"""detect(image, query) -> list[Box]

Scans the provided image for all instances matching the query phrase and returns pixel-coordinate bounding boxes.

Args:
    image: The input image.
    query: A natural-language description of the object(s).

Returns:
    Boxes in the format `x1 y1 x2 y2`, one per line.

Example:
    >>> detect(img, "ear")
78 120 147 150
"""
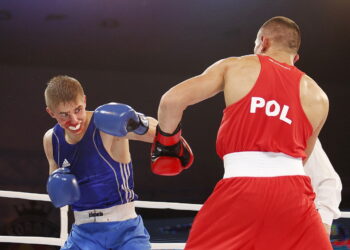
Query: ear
293 54 300 63
260 36 270 53
46 107 56 118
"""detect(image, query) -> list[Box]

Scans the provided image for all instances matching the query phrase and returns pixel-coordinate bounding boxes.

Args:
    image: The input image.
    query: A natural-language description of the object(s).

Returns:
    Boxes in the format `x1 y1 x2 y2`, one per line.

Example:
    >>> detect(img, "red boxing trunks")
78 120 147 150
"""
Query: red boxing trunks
185 152 332 250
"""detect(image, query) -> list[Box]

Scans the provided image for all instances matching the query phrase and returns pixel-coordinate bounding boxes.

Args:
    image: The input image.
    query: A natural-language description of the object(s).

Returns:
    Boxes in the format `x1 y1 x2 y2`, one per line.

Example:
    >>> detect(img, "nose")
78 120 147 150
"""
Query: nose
70 114 79 124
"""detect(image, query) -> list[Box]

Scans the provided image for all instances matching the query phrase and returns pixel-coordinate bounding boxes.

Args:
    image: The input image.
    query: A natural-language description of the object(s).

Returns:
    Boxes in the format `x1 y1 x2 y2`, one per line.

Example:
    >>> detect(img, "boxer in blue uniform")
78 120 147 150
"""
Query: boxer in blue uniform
43 75 157 250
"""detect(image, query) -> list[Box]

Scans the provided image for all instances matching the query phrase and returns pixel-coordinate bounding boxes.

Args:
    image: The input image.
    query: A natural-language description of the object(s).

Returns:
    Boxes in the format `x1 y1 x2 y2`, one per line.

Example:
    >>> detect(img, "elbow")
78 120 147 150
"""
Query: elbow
159 91 186 114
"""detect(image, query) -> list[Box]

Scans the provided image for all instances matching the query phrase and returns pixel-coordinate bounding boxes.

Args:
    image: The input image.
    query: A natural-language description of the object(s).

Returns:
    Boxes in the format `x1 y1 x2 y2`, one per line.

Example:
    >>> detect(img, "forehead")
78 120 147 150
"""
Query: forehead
52 97 85 113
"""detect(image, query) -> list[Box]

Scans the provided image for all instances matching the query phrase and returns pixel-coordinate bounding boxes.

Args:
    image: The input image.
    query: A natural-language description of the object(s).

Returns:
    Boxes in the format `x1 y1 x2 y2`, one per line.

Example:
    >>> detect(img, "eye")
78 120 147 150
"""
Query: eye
75 107 82 114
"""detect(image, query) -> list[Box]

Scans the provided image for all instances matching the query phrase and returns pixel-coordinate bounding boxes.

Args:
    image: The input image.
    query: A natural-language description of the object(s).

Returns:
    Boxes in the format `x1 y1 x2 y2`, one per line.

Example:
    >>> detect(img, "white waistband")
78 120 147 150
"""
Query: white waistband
74 202 137 225
223 152 305 178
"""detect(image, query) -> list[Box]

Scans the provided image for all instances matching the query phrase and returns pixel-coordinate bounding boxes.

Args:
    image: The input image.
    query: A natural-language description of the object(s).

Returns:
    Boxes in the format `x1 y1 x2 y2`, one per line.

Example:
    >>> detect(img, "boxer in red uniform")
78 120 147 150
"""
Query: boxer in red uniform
152 16 332 249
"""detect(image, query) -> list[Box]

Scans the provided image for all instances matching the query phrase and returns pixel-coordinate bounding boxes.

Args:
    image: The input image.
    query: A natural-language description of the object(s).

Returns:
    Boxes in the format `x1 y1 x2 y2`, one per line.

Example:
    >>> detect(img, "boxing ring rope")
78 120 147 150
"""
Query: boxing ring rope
0 190 348 249
0 190 202 249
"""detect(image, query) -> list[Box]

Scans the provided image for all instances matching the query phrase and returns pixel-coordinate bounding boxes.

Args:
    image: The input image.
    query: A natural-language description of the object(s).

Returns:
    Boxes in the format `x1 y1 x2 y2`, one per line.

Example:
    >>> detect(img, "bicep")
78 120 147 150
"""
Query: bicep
301 77 329 161
304 109 328 162
163 60 226 108
43 131 58 174
48 159 59 174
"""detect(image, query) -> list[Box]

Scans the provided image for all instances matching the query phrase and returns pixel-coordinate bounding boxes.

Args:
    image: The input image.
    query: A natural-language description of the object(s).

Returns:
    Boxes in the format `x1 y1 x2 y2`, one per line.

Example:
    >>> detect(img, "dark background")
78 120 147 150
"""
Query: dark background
0 0 349 244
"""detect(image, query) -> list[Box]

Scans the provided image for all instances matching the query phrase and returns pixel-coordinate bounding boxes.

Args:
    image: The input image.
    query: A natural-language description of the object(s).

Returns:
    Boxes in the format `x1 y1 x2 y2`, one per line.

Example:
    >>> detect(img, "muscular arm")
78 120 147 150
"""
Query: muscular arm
158 59 229 133
300 75 329 161
43 129 59 174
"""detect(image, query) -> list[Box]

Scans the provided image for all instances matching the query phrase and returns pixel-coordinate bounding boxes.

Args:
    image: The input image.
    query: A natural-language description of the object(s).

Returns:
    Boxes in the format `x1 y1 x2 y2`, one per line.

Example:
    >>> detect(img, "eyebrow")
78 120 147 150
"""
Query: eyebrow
57 105 83 115
74 106 83 112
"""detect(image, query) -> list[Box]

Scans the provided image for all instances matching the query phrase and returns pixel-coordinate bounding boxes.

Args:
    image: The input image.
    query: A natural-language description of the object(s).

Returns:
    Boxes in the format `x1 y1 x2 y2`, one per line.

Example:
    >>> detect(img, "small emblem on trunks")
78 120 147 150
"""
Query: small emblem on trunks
89 211 104 218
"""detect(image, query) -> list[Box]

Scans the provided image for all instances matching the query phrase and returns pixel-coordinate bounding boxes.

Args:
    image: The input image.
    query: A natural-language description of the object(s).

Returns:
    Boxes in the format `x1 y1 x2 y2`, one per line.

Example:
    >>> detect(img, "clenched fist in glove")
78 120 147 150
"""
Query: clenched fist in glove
151 124 194 176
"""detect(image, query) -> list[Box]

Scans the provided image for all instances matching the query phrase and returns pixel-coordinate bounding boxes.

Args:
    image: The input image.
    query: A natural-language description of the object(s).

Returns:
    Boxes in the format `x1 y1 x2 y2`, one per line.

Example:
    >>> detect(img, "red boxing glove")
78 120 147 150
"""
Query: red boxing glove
151 125 194 176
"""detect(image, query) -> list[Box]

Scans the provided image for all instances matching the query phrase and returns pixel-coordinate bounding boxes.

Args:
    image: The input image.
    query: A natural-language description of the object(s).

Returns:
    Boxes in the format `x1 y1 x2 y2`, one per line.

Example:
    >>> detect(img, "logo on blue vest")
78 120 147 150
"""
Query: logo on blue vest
62 159 71 168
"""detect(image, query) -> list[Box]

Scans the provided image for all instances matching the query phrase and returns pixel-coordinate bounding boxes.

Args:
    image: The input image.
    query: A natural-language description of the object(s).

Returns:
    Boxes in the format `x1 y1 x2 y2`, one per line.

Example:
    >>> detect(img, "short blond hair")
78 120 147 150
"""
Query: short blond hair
45 75 84 109
260 16 301 53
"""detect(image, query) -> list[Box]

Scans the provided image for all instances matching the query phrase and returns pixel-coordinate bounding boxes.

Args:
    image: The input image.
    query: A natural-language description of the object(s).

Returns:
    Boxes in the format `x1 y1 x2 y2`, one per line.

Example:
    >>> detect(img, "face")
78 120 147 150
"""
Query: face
47 96 87 135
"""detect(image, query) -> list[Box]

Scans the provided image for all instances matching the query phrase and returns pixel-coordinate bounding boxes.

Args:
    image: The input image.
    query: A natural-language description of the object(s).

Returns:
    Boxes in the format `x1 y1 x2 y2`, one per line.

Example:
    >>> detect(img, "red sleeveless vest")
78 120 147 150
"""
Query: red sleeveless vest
216 55 313 159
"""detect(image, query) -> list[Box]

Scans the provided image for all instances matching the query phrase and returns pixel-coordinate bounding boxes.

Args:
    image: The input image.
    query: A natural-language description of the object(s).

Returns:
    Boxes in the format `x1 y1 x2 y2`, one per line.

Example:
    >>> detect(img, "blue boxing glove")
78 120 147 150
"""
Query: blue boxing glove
94 102 149 137
47 167 80 208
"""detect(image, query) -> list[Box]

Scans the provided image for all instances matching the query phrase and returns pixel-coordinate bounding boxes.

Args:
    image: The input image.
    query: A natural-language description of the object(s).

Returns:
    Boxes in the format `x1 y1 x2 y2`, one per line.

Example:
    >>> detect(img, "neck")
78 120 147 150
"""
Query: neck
262 50 296 66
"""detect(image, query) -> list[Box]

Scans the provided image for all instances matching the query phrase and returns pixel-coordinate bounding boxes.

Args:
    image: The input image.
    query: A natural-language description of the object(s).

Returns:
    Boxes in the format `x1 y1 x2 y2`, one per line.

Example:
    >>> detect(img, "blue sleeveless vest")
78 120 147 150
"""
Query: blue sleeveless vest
51 114 137 211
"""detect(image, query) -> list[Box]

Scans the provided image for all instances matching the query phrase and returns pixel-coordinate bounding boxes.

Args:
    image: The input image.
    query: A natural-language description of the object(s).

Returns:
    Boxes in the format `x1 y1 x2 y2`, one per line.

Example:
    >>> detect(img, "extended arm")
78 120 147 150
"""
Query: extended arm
94 102 156 142
151 59 229 176
158 59 228 133
126 116 158 143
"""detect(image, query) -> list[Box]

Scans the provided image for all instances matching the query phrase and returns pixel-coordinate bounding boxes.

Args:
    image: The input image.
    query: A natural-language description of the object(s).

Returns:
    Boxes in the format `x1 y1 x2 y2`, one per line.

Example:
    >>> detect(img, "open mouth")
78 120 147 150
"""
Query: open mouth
67 123 81 132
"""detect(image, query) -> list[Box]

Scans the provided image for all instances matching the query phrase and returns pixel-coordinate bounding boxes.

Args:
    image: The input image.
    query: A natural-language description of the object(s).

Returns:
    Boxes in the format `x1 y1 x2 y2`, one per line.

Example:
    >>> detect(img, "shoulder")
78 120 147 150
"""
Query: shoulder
221 55 261 81
204 55 258 75
43 128 54 158
299 74 329 132
43 128 54 145
215 55 258 66
43 128 55 153
221 55 260 70
300 74 329 109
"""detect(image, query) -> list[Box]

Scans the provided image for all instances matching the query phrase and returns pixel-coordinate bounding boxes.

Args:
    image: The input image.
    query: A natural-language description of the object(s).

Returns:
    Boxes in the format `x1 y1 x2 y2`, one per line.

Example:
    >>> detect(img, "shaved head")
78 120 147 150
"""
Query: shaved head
259 16 301 53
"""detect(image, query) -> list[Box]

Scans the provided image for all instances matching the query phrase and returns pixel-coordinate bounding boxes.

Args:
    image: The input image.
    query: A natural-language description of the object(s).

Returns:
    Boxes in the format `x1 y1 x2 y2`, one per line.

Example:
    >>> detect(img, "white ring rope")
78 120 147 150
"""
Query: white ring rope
0 190 198 249
0 190 348 249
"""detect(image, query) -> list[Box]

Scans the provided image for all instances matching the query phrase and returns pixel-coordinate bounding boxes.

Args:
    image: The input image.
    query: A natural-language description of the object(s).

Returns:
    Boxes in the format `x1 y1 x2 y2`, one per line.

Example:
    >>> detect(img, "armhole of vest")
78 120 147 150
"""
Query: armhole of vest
223 55 264 113
297 73 314 136
92 128 122 166
52 130 60 167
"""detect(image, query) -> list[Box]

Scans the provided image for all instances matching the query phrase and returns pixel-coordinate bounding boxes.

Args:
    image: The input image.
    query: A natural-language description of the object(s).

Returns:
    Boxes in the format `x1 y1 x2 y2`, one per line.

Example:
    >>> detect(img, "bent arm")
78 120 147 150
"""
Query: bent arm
158 59 229 134
99 116 158 163
304 138 342 226
44 130 80 207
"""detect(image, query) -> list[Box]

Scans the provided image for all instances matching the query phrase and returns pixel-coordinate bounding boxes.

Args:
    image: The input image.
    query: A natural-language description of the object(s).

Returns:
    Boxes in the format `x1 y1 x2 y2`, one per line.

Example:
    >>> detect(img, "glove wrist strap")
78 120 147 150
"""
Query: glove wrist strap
156 124 181 146
133 113 149 135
